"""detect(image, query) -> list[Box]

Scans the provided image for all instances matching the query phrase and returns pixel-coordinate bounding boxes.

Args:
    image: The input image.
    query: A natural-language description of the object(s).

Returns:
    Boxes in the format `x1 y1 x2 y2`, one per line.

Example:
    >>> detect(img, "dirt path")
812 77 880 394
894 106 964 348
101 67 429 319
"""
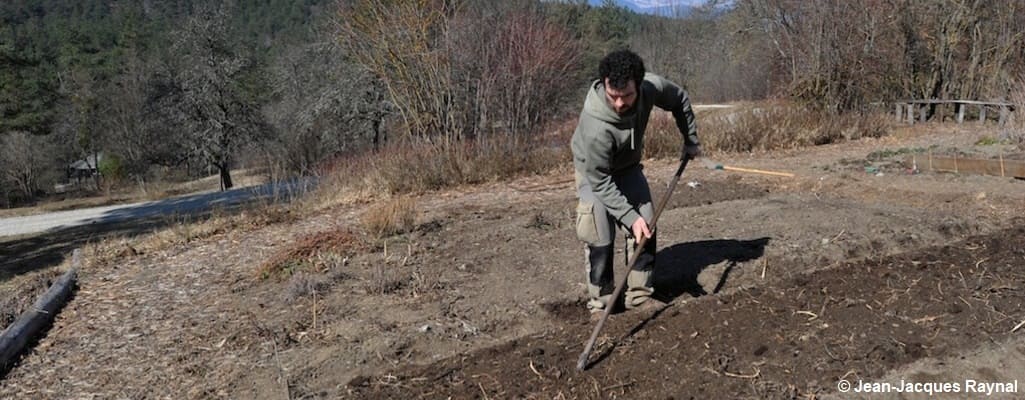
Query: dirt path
1 124 1022 399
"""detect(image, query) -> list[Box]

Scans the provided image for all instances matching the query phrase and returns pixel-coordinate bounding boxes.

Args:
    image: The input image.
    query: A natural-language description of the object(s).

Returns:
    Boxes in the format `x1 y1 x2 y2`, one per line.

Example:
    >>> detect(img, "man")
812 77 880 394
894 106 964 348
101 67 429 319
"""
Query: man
571 49 701 315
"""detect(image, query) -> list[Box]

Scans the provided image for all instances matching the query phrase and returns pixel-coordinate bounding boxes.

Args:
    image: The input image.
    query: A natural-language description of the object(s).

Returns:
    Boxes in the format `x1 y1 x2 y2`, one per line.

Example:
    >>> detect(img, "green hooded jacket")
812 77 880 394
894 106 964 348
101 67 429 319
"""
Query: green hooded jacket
571 72 699 228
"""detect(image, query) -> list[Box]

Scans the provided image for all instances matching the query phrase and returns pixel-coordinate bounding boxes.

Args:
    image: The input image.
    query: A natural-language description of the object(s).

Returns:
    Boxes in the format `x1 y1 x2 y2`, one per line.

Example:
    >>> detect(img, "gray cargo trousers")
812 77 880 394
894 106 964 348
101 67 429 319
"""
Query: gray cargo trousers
574 165 656 311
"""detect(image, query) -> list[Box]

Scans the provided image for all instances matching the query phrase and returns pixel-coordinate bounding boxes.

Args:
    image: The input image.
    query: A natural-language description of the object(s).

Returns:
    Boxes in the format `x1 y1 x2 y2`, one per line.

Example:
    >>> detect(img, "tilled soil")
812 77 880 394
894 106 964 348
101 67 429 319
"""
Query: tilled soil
348 223 1025 399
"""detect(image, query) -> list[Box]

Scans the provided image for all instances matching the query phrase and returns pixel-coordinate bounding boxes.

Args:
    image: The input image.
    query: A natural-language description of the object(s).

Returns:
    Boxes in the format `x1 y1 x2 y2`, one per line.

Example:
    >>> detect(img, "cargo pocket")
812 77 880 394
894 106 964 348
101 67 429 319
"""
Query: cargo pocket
575 201 600 244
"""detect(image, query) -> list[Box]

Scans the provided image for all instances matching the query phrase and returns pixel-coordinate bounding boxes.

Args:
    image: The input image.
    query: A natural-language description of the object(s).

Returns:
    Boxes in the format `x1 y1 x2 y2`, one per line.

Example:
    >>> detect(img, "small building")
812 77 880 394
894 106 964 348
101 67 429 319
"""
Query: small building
67 153 104 182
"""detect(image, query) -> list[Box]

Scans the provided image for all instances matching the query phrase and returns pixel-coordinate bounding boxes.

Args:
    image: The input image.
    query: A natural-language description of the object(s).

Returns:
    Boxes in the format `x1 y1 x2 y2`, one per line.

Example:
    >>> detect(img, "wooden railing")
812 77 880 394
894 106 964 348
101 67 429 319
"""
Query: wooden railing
894 99 1016 125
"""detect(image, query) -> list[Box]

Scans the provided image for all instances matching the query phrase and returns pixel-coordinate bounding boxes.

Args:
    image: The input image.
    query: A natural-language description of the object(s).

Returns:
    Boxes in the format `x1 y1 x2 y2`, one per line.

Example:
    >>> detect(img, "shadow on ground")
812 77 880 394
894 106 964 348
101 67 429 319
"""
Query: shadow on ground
653 237 771 302
0 179 314 283
1 214 200 283
543 237 772 370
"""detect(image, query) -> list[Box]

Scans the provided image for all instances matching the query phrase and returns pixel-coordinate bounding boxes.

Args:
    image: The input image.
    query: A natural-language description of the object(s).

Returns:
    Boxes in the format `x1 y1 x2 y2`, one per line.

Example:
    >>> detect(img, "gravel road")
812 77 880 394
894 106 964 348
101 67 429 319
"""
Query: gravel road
0 179 314 238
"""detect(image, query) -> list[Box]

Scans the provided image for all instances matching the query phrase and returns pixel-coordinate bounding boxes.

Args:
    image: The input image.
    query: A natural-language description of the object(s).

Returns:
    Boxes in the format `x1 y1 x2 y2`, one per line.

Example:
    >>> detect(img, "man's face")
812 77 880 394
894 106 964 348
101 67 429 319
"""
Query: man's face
604 78 637 115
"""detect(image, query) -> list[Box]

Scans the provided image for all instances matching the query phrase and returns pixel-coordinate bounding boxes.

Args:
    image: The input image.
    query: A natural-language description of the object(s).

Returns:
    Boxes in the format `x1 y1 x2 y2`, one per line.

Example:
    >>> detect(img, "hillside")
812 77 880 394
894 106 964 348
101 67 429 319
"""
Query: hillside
2 120 1023 398
0 0 332 135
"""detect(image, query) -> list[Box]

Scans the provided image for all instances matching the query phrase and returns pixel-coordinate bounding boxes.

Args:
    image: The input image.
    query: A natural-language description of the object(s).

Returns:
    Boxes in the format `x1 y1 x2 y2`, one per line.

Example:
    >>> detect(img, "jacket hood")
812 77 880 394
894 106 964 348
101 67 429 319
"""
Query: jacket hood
583 80 636 125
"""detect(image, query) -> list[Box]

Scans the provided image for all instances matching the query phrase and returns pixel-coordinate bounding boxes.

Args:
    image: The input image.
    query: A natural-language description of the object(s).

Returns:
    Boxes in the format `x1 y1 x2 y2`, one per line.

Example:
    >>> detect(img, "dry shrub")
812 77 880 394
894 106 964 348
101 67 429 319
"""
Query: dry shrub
361 196 418 239
341 1 579 141
321 133 570 197
283 254 354 301
364 264 441 297
646 101 891 156
258 228 365 280
283 271 330 302
365 264 406 295
375 137 568 194
450 8 581 137
408 264 441 298
236 203 299 230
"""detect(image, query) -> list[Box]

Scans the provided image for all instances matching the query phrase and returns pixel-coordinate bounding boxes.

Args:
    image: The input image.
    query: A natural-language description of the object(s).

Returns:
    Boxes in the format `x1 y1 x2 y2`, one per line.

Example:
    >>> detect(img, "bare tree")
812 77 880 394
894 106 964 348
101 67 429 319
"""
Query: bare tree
734 0 1025 111
339 1 581 140
103 49 154 177
264 39 388 175
339 0 463 142
159 4 268 190
0 132 55 201
63 68 107 190
448 5 580 137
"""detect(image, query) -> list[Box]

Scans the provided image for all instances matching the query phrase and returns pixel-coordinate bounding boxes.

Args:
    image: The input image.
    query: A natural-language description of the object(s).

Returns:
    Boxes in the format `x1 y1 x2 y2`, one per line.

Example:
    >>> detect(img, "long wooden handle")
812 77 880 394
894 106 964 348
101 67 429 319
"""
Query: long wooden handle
721 165 794 178
576 156 691 371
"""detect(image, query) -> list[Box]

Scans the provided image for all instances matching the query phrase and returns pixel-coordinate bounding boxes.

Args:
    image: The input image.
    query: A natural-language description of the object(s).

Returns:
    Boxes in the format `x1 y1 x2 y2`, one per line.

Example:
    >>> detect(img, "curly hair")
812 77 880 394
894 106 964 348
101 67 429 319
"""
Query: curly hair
599 49 645 90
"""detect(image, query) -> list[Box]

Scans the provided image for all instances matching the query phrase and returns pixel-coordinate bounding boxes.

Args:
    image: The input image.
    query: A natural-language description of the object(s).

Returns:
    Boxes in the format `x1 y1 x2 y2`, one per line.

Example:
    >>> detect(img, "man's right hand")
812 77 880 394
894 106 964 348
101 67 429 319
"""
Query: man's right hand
631 217 652 240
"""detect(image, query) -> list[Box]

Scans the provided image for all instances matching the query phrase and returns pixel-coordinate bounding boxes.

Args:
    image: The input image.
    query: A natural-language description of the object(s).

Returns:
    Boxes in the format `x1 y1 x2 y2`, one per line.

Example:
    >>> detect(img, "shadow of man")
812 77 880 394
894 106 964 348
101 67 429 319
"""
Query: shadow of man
582 237 772 369
653 237 770 303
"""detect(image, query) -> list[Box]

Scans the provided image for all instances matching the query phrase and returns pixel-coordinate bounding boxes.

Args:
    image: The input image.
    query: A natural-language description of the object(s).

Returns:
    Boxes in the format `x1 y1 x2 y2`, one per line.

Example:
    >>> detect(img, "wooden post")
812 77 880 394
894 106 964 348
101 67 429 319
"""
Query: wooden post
895 103 902 122
907 104 915 124
1000 152 1005 177
979 105 987 124
956 103 965 123
999 106 1009 126
920 104 928 123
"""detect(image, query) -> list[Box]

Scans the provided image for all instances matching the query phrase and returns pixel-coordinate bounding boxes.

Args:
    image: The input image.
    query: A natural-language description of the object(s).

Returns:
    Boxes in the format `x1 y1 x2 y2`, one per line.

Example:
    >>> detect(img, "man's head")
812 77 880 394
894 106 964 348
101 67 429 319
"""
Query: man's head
598 50 645 115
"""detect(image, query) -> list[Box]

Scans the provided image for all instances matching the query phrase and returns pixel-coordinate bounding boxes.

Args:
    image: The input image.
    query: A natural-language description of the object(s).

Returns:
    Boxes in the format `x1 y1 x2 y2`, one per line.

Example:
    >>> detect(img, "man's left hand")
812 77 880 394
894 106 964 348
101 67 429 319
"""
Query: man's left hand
683 144 702 159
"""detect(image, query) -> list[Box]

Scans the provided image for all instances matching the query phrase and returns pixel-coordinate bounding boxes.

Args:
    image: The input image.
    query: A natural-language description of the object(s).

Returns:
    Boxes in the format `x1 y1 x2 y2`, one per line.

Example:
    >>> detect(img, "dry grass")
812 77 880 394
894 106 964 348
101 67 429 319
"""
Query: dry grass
0 268 63 328
646 101 891 157
256 227 367 280
304 132 572 213
361 196 418 240
76 202 300 273
365 264 407 295
283 270 352 302
408 264 442 298
150 204 297 248
363 263 441 297
369 136 569 194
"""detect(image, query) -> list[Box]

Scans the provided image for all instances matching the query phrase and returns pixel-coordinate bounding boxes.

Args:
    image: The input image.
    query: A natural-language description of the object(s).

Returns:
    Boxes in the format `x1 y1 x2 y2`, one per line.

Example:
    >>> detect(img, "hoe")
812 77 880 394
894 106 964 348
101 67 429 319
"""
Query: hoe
576 154 692 371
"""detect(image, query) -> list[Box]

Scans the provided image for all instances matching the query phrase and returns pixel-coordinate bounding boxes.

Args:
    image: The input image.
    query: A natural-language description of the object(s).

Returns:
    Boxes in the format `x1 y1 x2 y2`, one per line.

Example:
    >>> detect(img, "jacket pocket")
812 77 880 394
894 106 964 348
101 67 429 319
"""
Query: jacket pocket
575 201 600 244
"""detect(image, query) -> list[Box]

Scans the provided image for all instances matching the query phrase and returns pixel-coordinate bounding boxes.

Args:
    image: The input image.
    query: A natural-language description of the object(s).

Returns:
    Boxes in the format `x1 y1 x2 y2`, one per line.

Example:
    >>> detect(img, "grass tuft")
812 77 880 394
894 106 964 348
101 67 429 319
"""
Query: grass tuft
258 228 366 280
361 196 418 240
283 271 331 302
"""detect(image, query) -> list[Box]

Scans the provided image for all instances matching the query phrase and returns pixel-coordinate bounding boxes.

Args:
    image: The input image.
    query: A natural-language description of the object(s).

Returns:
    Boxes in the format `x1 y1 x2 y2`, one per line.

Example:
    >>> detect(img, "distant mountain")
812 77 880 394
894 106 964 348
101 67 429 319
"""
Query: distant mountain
586 0 700 16
620 0 698 16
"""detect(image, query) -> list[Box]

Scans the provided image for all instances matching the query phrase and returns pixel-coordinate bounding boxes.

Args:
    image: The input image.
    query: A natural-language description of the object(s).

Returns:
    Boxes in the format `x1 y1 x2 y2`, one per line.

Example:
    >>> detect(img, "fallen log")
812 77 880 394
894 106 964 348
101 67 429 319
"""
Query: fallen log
0 249 80 375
